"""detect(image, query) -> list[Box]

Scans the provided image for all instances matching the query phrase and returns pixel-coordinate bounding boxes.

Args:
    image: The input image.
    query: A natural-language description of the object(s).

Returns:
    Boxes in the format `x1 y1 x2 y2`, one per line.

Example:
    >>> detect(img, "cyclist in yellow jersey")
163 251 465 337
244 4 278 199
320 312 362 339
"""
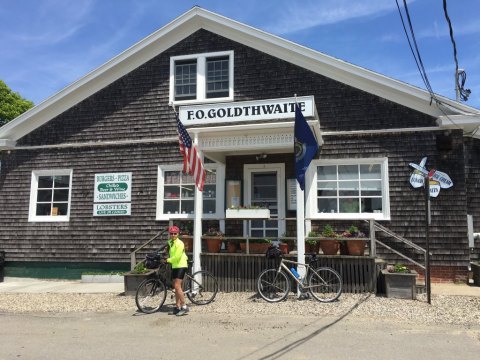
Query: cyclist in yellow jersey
166 226 189 316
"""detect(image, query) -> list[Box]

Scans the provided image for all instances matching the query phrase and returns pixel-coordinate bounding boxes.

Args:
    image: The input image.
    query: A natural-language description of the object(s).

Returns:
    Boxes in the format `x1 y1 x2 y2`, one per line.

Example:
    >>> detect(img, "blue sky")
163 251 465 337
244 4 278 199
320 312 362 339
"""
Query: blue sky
1 0 479 109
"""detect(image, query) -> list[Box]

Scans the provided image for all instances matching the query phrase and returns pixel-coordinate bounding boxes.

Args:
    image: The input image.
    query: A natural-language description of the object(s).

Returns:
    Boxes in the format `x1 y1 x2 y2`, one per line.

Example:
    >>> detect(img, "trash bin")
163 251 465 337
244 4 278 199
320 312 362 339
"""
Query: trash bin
0 251 5 282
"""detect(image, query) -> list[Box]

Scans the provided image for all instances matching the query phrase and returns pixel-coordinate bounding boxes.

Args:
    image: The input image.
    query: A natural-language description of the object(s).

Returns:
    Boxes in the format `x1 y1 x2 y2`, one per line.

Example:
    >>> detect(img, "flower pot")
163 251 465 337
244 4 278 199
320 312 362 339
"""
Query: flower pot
182 236 193 252
319 240 339 255
279 243 289 255
347 239 366 256
206 237 223 253
227 241 238 253
305 242 320 254
240 242 270 254
381 269 418 299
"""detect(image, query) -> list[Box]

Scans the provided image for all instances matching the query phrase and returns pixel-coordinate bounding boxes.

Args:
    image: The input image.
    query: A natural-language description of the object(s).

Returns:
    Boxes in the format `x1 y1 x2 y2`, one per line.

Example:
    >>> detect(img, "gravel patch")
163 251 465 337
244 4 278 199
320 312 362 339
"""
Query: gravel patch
1 292 479 327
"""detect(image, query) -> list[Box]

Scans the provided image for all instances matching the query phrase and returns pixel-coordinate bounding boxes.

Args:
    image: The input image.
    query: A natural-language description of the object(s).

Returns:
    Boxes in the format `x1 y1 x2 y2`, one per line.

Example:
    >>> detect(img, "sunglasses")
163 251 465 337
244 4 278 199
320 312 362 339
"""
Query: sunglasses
169 232 178 235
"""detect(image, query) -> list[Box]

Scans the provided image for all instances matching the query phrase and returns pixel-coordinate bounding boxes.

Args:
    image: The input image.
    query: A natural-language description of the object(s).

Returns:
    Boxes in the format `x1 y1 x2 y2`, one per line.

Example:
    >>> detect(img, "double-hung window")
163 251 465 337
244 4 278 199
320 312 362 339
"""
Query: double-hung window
170 51 233 104
28 170 73 222
308 158 390 220
156 163 225 220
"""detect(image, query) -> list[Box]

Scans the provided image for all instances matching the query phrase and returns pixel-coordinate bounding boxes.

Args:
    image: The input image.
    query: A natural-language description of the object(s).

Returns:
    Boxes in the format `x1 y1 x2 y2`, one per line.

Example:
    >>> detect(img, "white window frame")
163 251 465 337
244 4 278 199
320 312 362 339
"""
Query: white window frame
28 169 73 222
169 51 234 105
156 163 225 220
306 158 390 221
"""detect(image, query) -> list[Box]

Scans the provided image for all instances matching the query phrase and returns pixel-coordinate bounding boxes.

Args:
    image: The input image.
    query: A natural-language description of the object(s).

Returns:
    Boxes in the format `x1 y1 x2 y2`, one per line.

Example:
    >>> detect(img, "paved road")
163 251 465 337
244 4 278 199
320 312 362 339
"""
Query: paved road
1 311 478 360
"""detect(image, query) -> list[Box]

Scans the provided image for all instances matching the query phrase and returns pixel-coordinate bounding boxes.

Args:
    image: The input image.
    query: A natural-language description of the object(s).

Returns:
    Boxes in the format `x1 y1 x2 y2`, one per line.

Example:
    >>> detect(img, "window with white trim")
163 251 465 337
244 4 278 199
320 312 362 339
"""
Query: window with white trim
308 159 390 220
28 170 73 222
170 51 234 104
156 163 225 220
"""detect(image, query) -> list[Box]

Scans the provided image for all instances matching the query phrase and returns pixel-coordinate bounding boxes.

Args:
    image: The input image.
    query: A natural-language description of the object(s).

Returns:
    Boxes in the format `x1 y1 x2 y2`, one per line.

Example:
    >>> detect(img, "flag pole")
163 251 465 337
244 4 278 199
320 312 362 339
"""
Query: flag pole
293 93 306 293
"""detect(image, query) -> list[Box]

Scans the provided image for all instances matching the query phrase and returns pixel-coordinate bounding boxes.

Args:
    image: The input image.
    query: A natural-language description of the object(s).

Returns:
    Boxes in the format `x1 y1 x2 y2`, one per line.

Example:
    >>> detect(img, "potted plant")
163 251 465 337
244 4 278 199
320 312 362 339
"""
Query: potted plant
178 223 193 252
342 225 367 256
381 264 418 299
240 238 272 254
305 231 320 254
226 238 239 253
123 262 156 296
319 225 340 255
203 227 224 253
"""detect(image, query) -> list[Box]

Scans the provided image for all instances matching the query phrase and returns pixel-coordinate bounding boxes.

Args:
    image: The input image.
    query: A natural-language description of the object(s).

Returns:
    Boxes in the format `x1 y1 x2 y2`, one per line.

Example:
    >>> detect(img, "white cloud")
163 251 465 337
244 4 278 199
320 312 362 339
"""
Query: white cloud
265 0 408 34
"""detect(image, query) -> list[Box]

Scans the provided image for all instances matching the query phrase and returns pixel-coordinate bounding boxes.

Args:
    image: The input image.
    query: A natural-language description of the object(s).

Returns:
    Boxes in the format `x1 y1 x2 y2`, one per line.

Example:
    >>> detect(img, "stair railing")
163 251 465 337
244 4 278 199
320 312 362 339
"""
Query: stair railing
130 228 169 270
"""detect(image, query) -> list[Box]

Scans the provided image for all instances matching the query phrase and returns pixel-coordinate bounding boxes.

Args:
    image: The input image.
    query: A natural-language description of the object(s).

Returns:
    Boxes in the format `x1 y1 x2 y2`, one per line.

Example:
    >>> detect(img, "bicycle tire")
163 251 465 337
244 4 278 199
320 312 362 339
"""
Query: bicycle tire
257 269 290 303
135 278 167 313
308 267 342 302
185 270 218 305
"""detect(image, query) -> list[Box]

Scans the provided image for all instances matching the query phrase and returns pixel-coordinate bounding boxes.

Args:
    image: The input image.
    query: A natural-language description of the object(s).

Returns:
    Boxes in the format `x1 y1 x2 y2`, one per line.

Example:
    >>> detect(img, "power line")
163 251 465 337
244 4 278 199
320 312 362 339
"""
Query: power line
443 0 471 102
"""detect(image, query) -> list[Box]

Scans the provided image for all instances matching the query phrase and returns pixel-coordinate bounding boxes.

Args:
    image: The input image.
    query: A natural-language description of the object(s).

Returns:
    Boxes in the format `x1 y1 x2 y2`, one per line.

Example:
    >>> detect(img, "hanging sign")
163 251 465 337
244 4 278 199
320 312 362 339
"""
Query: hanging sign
408 157 453 197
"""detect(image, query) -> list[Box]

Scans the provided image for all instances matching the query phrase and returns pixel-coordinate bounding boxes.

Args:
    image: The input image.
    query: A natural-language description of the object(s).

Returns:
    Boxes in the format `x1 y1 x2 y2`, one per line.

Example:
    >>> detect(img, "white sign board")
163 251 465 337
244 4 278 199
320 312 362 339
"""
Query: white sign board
94 172 132 203
408 158 453 198
94 203 131 216
179 96 315 125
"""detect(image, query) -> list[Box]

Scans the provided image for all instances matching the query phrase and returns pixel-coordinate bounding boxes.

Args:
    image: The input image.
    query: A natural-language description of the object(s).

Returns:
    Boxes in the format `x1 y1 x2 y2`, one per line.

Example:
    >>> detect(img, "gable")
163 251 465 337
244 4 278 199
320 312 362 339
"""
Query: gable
1 7 479 148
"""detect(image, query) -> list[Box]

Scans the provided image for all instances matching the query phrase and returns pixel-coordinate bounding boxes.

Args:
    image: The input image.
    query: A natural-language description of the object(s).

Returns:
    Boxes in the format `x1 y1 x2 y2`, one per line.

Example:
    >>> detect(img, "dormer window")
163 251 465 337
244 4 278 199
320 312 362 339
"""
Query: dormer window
170 51 233 104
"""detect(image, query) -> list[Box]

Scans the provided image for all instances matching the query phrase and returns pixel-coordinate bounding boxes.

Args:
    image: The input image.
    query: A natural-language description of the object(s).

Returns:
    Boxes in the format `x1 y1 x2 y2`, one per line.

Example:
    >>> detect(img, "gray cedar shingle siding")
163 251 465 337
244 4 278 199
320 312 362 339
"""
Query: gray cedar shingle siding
0 30 471 270
465 138 480 260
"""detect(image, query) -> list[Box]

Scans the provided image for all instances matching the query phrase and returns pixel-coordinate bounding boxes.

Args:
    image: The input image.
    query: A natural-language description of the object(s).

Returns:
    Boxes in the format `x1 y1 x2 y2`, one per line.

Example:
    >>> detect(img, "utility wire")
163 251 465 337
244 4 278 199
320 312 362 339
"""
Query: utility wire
395 0 465 131
443 0 471 102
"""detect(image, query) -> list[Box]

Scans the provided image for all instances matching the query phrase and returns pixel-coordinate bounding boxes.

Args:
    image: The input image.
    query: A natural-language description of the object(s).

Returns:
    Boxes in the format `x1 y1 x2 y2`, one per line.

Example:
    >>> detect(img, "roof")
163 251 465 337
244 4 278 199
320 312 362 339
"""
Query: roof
1 6 480 148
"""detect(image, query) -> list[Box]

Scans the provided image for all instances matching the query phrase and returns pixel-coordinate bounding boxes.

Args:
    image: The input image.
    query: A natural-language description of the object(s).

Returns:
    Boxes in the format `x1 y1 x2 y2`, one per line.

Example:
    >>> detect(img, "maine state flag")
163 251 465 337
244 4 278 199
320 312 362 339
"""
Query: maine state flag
294 104 318 191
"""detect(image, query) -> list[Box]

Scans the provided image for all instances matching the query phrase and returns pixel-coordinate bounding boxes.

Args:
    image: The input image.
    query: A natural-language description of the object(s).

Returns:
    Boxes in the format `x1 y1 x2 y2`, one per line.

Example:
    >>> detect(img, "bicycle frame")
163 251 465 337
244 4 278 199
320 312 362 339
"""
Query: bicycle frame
276 258 311 289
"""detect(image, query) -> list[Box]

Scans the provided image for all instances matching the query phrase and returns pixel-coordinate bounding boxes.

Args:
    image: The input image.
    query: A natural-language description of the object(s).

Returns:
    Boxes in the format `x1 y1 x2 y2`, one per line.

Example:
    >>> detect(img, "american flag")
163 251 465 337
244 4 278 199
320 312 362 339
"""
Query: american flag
176 113 206 192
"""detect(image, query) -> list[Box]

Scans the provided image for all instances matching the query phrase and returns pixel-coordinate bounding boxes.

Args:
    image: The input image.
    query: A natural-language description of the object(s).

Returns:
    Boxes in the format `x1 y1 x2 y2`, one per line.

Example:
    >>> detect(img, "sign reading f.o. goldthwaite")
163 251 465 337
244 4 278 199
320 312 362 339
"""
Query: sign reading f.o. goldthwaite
93 172 132 216
179 96 315 125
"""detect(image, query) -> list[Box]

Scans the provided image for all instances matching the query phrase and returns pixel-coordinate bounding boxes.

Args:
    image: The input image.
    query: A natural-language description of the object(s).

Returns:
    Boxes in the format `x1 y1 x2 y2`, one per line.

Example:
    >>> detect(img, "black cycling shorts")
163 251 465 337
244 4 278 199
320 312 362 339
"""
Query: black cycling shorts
171 267 187 280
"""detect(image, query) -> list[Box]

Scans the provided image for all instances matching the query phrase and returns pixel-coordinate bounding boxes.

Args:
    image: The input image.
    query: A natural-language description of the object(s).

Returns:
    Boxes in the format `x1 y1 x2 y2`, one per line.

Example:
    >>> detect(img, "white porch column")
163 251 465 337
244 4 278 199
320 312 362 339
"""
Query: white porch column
193 134 203 273
296 182 306 280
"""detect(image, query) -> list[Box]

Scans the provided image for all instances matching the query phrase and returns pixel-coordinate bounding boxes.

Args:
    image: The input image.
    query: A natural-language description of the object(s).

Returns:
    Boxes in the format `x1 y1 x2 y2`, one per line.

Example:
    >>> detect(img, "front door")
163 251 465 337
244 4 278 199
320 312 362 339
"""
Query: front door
244 164 285 238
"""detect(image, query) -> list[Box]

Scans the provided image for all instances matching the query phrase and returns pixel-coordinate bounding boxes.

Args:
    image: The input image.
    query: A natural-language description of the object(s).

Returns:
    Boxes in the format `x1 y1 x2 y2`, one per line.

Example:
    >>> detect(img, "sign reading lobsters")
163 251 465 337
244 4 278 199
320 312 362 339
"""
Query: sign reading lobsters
93 172 132 216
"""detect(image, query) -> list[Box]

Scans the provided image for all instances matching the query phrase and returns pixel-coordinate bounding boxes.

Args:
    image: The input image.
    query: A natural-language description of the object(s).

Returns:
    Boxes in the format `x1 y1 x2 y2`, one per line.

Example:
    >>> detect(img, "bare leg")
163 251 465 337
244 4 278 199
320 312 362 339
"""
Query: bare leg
173 278 185 309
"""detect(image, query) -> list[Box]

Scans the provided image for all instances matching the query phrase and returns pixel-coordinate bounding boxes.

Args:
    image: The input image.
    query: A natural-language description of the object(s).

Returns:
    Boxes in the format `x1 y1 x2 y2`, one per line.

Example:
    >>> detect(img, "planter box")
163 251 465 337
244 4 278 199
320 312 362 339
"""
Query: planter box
472 262 480 286
81 274 123 283
226 208 270 219
123 270 156 296
381 269 418 300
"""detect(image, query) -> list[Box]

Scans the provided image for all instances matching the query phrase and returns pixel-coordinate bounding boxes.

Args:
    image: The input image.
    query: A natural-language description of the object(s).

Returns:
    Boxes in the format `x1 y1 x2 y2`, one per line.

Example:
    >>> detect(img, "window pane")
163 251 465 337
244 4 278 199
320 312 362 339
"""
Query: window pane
164 201 179 214
251 230 263 237
317 166 336 180
181 172 194 184
317 181 337 196
37 189 52 202
339 181 359 196
175 61 197 100
203 184 215 199
338 165 358 180
36 203 51 216
203 199 215 214
164 186 180 199
38 176 53 188
53 203 69 216
361 180 382 196
361 198 383 213
360 164 381 179
181 200 194 214
53 189 69 202
339 198 360 213
206 57 229 99
265 230 277 237
54 175 70 187
165 171 180 184
181 185 195 199
318 198 337 213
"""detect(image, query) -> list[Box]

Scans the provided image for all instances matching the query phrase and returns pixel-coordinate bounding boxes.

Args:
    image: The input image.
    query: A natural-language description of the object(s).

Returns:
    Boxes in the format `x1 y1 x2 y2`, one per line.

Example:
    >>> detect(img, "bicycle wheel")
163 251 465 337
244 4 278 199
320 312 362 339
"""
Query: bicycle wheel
135 278 167 313
185 270 218 305
257 269 290 303
308 267 342 302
